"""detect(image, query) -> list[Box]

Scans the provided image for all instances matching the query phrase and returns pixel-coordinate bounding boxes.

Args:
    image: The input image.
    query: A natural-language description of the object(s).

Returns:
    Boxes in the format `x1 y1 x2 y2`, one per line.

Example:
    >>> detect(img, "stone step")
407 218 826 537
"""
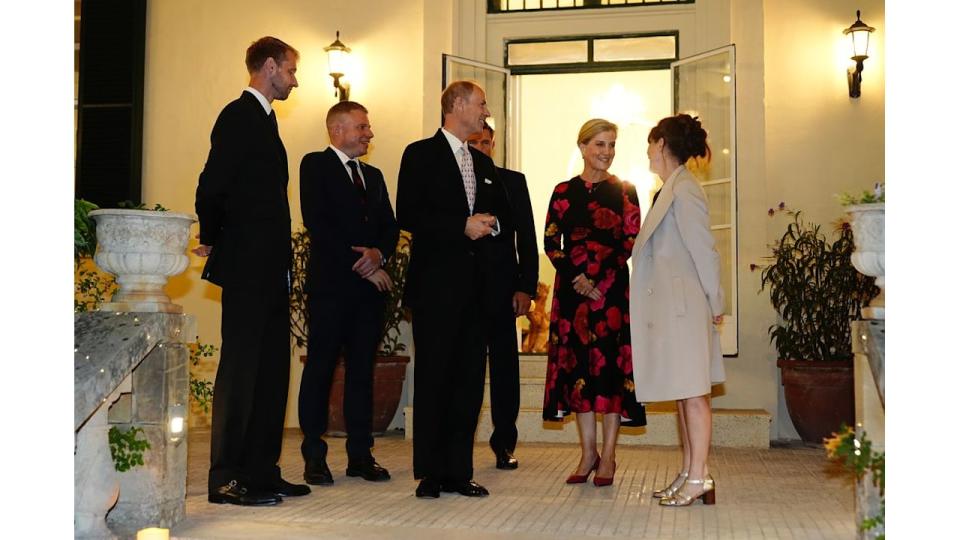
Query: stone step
403 406 771 448
482 377 548 409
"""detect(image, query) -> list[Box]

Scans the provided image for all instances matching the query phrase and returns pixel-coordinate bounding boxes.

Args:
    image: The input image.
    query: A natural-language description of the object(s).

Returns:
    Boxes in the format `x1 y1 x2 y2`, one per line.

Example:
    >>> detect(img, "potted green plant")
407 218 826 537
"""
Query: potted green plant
755 204 879 443
290 229 412 434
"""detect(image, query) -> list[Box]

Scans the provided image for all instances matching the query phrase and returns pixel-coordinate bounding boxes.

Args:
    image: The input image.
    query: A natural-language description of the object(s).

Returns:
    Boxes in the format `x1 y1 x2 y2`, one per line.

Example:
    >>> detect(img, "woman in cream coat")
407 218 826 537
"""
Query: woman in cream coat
630 114 725 507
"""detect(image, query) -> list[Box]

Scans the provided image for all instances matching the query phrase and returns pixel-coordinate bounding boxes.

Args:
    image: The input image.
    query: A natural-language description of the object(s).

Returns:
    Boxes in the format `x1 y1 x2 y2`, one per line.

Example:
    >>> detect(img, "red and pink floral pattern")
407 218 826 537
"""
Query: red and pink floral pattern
541 176 646 426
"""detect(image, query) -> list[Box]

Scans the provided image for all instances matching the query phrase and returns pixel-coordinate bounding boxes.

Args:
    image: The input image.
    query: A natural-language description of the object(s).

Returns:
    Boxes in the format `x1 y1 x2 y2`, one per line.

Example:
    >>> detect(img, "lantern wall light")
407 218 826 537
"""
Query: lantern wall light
843 10 875 99
325 31 351 101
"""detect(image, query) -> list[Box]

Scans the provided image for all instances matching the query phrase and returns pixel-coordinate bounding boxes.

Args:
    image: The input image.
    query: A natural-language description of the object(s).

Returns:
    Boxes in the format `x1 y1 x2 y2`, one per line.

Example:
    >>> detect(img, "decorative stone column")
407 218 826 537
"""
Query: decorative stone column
852 320 884 539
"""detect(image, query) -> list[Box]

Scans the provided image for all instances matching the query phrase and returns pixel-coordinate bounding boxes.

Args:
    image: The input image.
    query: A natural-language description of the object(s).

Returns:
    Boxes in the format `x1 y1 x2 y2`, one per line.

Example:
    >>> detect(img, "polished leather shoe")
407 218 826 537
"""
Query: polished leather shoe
441 480 489 497
208 480 281 506
263 477 311 497
304 458 334 486
415 478 441 498
493 448 519 470
346 457 391 482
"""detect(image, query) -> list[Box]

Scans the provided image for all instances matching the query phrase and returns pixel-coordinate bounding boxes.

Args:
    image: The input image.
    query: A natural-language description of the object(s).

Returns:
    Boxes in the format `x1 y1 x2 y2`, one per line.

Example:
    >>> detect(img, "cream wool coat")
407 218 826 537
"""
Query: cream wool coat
629 166 725 402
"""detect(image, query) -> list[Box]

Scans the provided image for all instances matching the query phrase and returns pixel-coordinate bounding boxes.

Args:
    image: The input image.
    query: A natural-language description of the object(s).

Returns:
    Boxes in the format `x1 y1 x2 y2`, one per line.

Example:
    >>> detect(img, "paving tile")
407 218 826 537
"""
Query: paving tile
173 429 855 539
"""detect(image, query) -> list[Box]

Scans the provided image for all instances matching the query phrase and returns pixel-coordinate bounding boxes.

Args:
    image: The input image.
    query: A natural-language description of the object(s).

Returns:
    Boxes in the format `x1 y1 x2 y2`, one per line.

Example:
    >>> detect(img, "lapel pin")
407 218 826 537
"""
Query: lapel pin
484 178 492 184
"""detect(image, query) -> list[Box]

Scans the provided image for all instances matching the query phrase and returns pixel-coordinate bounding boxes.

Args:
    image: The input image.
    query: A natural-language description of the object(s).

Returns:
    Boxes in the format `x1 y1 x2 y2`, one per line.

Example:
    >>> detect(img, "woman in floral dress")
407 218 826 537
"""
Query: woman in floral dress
542 119 646 486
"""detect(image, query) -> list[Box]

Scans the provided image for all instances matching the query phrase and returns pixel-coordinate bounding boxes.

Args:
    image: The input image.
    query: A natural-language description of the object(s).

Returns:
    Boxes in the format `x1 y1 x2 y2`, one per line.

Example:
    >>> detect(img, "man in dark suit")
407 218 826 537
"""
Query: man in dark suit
298 101 399 486
193 36 310 506
397 81 514 499
467 122 538 470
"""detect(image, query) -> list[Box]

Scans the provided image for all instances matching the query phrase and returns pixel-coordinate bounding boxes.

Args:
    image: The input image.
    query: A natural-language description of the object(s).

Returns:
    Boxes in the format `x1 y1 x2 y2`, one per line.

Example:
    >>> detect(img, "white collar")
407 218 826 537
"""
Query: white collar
244 87 272 115
440 127 467 156
329 145 356 167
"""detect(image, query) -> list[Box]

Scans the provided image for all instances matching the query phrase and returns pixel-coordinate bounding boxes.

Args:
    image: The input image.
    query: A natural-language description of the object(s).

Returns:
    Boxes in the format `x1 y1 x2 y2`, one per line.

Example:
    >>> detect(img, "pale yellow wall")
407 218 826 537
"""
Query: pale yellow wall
757 0 885 438
137 0 884 440
141 0 431 428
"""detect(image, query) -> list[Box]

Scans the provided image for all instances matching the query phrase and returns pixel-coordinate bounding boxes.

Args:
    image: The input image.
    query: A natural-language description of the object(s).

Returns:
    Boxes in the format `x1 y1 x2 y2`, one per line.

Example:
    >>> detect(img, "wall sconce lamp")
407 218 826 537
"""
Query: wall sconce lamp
843 10 875 98
325 31 351 101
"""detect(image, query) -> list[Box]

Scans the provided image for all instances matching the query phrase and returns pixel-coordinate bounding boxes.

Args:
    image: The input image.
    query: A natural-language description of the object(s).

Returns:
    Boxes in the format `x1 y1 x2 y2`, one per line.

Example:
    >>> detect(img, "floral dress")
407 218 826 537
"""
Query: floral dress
541 176 646 426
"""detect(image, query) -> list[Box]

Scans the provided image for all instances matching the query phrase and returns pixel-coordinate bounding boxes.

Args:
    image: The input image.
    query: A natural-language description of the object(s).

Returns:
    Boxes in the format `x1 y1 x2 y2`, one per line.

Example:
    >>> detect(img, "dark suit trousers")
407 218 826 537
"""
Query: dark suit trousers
412 293 486 482
299 295 383 462
486 302 520 452
208 283 290 492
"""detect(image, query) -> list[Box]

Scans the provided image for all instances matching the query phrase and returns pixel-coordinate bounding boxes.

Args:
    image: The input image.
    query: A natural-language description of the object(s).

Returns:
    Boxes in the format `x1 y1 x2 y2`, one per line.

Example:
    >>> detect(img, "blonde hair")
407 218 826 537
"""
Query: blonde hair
577 118 618 146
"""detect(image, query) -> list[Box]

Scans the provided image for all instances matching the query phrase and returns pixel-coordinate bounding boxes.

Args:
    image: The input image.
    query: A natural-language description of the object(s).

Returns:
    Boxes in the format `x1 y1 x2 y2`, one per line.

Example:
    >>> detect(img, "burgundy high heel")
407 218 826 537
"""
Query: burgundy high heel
566 456 601 484
593 459 616 487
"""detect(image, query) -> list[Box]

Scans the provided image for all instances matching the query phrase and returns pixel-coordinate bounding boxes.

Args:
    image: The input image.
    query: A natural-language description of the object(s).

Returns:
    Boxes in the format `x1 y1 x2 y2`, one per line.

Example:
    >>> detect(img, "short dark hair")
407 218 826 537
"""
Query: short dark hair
326 101 369 130
648 113 711 164
245 36 299 74
441 81 481 115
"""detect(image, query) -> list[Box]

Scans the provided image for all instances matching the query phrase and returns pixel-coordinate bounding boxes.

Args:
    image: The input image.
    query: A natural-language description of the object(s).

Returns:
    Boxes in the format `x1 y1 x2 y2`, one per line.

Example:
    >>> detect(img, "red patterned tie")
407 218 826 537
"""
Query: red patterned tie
347 160 366 204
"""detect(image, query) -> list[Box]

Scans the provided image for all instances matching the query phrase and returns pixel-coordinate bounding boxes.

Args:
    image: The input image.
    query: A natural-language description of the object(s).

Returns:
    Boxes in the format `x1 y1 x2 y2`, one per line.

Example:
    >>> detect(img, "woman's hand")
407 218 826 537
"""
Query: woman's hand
712 315 724 326
572 273 602 300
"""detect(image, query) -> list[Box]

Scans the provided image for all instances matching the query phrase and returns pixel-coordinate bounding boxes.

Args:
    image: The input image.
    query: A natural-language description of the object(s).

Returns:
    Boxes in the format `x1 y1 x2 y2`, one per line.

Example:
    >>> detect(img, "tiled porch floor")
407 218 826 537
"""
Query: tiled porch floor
172 429 854 539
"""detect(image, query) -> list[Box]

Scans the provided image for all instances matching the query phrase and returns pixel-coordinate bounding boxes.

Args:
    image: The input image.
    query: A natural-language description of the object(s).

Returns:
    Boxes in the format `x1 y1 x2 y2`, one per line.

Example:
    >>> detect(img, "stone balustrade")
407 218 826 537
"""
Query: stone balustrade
75 311 195 539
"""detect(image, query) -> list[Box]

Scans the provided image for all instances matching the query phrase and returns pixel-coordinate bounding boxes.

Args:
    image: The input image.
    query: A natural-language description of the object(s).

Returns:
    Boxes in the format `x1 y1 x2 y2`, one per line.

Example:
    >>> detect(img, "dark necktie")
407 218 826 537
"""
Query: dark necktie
268 110 278 133
347 160 367 204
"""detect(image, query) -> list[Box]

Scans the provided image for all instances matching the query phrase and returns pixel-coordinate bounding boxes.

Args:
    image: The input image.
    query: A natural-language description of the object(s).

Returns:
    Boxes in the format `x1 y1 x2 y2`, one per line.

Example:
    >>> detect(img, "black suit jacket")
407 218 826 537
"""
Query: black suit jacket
497 166 539 298
300 147 399 299
396 130 514 312
196 91 292 289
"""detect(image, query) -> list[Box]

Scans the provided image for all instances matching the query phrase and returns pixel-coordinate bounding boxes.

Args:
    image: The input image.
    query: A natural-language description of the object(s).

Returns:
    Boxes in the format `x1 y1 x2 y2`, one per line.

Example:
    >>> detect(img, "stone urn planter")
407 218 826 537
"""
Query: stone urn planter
89 209 197 313
300 354 411 435
845 203 884 319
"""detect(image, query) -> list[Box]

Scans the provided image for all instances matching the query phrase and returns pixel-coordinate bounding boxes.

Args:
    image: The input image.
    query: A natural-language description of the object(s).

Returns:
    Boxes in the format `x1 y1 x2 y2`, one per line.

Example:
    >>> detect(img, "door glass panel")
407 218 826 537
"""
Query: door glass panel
673 45 737 354
444 55 510 168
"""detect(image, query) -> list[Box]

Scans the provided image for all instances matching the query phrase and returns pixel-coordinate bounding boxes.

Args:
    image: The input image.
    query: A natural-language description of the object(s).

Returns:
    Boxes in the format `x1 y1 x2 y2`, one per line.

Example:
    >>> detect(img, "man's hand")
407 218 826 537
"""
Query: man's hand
464 213 496 240
365 268 394 292
572 273 602 300
513 292 532 317
351 246 383 278
191 234 212 257
713 314 724 326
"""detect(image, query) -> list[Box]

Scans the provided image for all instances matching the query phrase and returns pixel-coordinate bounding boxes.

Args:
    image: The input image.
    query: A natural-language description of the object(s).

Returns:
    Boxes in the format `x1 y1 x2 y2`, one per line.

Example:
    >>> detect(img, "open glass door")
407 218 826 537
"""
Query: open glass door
671 45 738 356
443 54 512 168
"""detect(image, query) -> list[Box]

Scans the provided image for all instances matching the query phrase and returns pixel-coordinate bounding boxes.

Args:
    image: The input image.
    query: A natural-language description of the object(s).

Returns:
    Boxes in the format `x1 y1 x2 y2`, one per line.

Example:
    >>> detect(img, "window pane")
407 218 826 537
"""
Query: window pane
508 40 588 66
712 228 733 316
703 182 731 227
595 36 676 62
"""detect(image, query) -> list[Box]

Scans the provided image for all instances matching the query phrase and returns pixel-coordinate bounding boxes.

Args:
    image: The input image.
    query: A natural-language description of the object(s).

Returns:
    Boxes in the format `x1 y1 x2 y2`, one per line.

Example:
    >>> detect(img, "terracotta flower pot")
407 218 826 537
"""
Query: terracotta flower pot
300 354 410 436
777 359 854 443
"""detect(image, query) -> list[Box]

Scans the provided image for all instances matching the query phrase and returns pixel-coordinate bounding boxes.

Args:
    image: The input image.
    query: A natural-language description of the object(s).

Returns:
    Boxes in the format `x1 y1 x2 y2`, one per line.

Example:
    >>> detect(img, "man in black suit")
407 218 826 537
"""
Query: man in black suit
467 122 538 470
298 101 399 486
397 81 514 499
193 36 310 506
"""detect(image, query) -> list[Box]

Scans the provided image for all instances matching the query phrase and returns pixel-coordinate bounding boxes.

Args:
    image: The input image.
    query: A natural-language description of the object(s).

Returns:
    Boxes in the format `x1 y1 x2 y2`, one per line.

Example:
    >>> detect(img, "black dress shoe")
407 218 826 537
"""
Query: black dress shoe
263 478 311 497
415 478 441 498
304 458 334 486
493 448 519 470
441 480 489 497
346 457 391 482
208 480 281 506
